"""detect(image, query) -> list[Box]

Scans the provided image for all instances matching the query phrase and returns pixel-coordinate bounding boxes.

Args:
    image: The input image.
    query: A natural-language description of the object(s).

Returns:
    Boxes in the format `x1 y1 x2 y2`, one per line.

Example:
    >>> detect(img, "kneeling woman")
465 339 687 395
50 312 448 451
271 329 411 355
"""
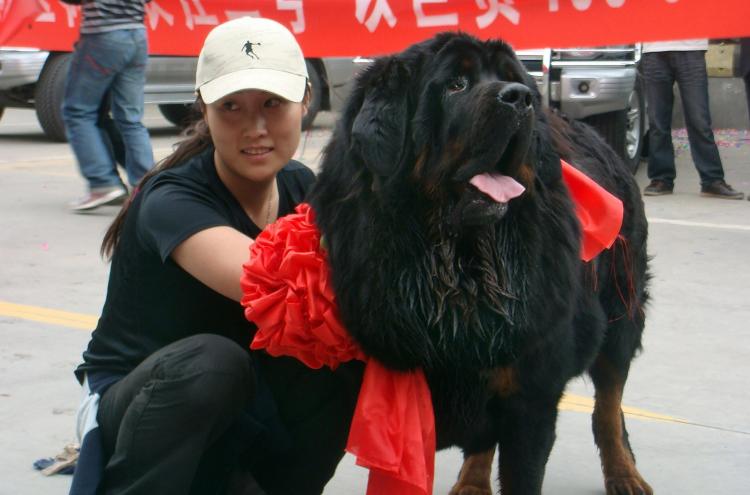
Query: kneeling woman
71 17 361 495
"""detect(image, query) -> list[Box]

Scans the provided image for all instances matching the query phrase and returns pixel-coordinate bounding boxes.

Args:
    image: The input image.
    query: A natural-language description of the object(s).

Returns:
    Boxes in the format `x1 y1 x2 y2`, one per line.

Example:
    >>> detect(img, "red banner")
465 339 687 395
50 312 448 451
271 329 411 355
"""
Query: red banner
3 0 750 57
0 0 44 46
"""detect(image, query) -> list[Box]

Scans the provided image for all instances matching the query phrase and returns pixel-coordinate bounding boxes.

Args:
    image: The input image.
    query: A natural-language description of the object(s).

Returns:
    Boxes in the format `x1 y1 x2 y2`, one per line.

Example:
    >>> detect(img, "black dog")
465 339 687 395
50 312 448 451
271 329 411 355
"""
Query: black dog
308 32 651 495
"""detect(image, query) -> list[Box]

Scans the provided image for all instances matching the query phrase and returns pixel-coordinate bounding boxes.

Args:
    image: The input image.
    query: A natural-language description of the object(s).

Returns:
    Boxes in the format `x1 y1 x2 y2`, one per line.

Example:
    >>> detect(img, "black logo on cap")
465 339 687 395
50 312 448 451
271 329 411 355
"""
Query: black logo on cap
242 41 261 59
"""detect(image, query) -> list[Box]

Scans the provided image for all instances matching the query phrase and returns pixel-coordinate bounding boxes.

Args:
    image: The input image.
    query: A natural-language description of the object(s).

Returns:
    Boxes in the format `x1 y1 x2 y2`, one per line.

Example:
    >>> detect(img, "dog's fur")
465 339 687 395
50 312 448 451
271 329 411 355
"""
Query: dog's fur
308 33 651 495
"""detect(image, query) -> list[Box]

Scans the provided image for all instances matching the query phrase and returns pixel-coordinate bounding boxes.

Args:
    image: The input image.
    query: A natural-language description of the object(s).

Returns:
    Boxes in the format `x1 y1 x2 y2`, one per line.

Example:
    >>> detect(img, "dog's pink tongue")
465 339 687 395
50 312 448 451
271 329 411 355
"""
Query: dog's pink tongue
469 173 525 203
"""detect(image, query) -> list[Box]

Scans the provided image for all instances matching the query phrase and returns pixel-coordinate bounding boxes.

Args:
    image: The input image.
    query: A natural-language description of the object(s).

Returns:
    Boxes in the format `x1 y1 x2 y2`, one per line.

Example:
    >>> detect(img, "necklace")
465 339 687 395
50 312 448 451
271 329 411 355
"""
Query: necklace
265 182 276 227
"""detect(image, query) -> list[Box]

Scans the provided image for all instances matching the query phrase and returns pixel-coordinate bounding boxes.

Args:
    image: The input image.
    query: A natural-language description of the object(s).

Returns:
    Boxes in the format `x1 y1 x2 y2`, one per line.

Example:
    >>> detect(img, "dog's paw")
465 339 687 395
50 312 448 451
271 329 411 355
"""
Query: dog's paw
448 484 493 495
605 475 654 495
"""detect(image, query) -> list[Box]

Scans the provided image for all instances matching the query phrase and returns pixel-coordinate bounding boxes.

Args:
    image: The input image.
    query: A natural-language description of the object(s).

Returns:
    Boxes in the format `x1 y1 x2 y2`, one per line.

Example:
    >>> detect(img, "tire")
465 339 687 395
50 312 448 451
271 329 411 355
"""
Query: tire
584 80 645 174
35 53 72 142
0 107 5 122
158 103 195 128
624 77 646 173
302 59 323 131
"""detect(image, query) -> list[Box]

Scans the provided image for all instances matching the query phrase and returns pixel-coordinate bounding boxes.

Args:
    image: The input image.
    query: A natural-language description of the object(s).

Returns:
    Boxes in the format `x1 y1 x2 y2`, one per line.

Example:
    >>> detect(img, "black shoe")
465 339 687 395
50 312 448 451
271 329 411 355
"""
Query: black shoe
643 180 673 196
700 180 744 200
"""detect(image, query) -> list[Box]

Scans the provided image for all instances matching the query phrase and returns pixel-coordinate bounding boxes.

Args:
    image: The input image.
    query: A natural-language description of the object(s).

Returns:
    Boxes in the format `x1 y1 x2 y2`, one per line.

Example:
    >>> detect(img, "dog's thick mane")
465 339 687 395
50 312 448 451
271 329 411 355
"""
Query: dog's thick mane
308 34 589 374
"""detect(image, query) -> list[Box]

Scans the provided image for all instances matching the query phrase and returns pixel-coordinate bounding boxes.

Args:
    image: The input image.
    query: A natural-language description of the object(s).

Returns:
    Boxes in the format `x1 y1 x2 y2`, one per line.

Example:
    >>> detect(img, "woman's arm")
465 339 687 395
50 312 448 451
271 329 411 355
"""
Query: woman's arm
171 226 253 302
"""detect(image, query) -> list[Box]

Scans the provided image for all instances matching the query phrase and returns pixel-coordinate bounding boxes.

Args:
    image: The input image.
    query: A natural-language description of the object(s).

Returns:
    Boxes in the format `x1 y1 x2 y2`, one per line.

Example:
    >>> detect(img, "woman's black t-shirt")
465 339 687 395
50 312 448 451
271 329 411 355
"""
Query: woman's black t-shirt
75 147 315 381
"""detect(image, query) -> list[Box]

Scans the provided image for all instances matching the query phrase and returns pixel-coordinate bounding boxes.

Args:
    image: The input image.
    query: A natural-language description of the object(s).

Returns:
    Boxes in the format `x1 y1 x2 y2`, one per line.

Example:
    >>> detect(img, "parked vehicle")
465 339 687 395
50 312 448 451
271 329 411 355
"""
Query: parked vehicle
0 47 358 140
516 45 646 172
2 14 644 170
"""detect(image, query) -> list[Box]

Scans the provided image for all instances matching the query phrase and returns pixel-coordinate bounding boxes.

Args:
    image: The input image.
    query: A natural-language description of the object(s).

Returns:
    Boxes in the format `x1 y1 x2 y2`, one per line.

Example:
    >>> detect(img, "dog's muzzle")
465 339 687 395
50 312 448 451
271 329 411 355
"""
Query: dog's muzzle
446 82 534 232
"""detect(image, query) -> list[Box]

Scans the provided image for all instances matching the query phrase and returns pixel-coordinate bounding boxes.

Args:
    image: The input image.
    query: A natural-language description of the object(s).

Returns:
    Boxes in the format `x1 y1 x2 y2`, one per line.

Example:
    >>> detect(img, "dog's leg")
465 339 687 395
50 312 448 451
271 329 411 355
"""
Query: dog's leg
448 449 495 495
495 399 558 495
590 355 653 495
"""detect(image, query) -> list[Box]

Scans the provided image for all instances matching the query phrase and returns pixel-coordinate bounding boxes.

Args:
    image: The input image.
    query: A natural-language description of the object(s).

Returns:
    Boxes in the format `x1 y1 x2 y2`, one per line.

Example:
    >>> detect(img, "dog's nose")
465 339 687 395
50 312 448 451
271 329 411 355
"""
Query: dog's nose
497 83 532 110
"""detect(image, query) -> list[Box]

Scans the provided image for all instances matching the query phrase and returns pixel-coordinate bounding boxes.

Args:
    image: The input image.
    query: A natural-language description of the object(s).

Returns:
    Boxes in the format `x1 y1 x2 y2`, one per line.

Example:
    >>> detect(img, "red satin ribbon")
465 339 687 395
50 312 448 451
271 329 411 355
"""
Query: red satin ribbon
241 166 623 494
560 160 624 261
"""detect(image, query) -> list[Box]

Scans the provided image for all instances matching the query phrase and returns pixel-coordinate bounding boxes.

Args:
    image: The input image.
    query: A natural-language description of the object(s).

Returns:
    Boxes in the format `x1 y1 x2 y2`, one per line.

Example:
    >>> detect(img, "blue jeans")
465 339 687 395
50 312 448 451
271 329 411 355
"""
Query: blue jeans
62 29 154 190
641 51 725 186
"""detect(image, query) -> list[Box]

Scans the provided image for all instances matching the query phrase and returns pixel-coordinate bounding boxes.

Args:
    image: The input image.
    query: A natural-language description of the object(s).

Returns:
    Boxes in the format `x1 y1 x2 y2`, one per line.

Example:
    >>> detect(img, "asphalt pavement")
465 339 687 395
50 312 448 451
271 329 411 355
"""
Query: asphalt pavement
0 106 748 494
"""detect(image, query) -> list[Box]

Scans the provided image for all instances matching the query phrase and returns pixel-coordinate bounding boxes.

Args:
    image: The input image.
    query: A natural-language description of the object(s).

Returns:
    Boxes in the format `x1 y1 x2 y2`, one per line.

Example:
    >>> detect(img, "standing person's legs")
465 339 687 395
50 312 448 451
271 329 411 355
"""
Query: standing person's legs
109 29 154 187
97 334 254 495
740 38 750 128
672 51 725 185
62 34 127 195
642 52 678 186
98 92 127 169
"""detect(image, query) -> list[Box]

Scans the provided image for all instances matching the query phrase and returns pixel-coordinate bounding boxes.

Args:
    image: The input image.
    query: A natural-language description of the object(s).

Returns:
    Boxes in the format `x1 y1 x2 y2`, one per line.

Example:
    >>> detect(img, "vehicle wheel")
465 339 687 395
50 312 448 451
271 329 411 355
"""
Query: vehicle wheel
0 107 5 122
158 103 195 128
584 81 645 174
623 77 646 173
302 59 323 131
35 53 72 142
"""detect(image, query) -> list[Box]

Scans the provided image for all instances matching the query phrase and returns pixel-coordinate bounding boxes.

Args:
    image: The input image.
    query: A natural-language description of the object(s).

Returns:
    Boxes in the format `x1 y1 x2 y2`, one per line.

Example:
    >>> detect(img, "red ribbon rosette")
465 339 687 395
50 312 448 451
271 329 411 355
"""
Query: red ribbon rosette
241 203 435 495
241 203 365 368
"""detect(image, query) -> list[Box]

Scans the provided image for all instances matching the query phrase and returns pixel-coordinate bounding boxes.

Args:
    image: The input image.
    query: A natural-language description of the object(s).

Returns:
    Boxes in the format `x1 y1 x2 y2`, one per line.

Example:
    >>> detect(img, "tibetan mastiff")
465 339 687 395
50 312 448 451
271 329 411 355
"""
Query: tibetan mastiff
308 32 651 495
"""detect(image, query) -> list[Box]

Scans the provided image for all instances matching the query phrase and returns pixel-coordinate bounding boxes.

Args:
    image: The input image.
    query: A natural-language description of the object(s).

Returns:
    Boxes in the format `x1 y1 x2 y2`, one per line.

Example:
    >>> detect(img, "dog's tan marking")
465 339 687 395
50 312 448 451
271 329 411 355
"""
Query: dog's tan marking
591 356 653 495
411 148 429 179
448 449 495 495
487 366 520 398
516 163 536 193
418 140 464 198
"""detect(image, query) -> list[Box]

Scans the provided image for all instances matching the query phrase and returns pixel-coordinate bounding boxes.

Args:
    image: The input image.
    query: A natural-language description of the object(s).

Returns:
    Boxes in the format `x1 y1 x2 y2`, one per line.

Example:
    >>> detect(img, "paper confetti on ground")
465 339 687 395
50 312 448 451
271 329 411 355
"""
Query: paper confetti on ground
672 128 750 157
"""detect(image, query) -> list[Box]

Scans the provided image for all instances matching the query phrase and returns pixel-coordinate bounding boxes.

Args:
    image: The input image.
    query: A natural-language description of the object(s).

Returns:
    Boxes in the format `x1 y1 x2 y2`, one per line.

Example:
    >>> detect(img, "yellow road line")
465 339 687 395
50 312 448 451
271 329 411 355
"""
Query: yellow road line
560 392 683 423
0 299 686 425
0 300 97 330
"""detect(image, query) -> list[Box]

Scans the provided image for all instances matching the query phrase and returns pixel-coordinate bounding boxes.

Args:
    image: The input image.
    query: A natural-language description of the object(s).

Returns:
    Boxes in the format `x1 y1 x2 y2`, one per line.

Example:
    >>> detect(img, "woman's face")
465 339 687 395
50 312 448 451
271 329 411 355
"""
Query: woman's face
203 89 308 184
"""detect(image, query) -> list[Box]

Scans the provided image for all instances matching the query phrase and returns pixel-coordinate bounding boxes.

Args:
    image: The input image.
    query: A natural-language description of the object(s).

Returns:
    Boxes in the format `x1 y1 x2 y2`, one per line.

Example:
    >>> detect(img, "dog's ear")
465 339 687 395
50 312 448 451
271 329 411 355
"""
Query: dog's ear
350 58 411 177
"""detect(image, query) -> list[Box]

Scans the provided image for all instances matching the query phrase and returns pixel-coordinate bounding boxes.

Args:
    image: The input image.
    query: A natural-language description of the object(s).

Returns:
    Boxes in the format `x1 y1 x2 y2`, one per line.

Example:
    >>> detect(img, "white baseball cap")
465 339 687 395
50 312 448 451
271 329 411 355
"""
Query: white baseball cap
196 17 308 104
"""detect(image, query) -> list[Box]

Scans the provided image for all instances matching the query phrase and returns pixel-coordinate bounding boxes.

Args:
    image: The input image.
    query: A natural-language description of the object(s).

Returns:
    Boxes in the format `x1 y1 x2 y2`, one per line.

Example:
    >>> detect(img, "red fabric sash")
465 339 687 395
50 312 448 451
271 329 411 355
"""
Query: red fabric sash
560 160 623 261
240 165 622 494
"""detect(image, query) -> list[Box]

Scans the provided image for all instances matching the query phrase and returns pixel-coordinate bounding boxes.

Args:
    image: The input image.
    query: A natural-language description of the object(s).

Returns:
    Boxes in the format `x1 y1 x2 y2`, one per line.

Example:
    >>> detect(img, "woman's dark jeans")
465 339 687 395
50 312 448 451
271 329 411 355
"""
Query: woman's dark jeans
97 334 362 495
641 51 725 186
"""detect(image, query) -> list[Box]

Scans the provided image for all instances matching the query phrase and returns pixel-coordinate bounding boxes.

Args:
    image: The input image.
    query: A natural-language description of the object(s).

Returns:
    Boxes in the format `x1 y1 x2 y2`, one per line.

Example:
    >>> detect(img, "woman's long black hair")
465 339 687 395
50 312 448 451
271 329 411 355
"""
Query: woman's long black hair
100 98 210 259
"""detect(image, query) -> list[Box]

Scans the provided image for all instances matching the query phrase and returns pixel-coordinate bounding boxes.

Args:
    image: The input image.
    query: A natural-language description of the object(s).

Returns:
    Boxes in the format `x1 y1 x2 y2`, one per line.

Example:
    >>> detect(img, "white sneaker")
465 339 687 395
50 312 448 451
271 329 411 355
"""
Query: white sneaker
70 187 128 212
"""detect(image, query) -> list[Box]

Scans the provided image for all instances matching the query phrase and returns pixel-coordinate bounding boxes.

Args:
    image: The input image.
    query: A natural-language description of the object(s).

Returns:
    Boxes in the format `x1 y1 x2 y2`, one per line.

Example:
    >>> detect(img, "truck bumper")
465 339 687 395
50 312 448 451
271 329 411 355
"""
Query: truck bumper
0 49 49 91
552 66 637 119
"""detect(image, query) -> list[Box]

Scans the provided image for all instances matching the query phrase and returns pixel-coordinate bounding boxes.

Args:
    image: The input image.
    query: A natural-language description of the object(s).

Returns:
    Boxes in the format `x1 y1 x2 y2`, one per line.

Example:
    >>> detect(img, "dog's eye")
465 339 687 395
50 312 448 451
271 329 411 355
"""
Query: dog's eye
447 76 468 93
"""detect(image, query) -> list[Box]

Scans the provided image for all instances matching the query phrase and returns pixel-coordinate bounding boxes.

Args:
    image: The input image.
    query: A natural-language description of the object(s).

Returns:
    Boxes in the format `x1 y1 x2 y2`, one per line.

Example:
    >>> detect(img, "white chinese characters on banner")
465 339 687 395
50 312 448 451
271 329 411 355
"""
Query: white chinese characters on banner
179 0 218 30
356 0 397 33
35 0 78 28
61 4 79 27
145 1 175 30
35 0 54 22
476 0 520 28
277 0 305 33
414 0 458 28
548 0 676 11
